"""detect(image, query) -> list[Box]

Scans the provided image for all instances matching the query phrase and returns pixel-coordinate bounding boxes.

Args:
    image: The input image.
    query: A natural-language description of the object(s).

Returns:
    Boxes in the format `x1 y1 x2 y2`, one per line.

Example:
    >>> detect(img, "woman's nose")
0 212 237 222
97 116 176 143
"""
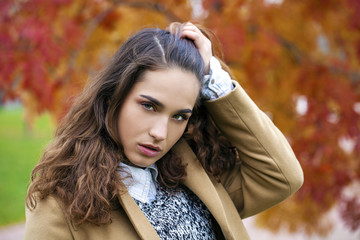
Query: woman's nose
149 118 168 141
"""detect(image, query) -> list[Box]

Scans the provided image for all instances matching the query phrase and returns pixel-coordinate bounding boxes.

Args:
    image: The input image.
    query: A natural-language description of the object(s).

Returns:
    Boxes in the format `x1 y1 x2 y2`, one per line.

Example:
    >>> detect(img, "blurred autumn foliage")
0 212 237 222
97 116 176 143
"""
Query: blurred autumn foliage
1 0 360 236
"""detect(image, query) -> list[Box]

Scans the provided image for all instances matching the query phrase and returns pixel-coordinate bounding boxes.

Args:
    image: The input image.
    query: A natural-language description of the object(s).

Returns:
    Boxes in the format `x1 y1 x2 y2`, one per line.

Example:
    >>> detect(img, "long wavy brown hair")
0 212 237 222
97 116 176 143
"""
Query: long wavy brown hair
26 22 237 227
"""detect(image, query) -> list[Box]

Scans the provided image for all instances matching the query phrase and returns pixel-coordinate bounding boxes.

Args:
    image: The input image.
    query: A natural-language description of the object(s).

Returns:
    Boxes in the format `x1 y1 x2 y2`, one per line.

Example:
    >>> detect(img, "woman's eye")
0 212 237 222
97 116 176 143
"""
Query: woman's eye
173 114 188 121
141 102 156 111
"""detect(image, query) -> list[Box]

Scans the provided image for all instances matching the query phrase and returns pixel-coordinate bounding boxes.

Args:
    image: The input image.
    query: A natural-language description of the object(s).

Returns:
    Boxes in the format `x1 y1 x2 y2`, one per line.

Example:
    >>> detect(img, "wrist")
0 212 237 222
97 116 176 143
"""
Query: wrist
201 57 233 100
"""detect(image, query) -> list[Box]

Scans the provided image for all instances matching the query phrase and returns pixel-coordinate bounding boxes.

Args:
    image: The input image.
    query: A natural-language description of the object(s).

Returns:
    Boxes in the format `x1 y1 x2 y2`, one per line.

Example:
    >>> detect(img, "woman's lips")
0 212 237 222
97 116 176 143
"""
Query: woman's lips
138 144 161 157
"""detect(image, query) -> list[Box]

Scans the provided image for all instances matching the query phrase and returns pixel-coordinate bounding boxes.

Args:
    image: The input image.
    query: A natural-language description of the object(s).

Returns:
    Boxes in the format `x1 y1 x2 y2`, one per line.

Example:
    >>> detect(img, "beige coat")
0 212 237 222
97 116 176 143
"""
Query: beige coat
24 81 304 239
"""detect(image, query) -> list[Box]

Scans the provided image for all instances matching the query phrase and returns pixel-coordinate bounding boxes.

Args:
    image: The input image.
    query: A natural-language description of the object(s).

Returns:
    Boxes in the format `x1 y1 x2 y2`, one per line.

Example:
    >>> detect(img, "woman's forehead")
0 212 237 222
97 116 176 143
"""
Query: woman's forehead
131 67 200 109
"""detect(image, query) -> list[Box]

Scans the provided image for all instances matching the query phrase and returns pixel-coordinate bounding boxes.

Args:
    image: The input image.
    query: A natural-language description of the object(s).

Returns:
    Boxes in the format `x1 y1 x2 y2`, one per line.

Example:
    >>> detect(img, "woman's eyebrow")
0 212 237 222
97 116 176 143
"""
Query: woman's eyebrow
140 95 164 107
178 109 193 114
140 94 192 114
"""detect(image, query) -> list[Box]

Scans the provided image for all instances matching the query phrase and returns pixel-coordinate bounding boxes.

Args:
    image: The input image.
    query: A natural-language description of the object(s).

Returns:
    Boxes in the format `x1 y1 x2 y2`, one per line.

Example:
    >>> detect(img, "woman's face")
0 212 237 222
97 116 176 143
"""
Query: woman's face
117 67 200 168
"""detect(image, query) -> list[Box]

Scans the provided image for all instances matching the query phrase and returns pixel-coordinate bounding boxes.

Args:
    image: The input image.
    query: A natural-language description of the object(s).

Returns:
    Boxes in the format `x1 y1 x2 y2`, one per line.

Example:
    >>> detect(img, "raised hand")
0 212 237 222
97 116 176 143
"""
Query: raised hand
181 22 212 74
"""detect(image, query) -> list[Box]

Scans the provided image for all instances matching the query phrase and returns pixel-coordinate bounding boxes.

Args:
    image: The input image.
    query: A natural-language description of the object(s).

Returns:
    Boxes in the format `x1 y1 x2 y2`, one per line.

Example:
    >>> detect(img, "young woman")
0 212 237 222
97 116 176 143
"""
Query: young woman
24 22 303 240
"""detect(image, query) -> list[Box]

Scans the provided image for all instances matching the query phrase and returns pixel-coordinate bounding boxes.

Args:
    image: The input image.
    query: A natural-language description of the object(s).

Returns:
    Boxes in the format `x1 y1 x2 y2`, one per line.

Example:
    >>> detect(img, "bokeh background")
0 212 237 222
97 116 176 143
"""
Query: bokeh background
1 0 360 239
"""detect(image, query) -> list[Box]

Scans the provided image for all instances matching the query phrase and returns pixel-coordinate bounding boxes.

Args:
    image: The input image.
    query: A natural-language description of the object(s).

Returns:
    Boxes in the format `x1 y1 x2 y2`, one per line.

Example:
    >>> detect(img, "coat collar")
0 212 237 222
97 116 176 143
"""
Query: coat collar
118 189 160 239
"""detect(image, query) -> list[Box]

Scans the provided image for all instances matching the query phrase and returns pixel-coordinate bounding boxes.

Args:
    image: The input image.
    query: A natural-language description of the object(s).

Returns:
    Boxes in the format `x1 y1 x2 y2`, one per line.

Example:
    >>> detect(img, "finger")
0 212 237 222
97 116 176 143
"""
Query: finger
181 30 201 42
182 23 199 30
182 23 202 36
181 27 206 44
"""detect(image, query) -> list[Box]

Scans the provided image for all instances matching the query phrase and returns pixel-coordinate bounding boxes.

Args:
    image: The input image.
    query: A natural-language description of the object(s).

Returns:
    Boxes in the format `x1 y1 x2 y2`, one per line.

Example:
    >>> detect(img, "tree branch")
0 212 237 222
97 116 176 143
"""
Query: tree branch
251 24 360 84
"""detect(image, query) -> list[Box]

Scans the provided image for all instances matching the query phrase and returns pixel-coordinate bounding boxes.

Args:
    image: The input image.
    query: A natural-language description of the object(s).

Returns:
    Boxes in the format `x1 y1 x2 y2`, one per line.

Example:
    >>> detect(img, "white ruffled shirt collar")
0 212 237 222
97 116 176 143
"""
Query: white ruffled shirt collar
118 162 158 204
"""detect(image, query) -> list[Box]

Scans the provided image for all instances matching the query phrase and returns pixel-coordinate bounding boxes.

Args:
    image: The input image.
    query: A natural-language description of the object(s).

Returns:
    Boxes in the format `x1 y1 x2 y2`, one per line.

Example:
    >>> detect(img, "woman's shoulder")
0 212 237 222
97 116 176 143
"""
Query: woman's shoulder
25 194 68 224
24 194 73 239
27 193 63 210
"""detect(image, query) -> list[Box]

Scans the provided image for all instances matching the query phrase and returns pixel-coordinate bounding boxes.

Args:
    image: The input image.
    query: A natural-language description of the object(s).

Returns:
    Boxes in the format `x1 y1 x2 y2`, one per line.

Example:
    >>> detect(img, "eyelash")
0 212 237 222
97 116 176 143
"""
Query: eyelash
173 114 188 122
141 102 156 112
140 102 189 122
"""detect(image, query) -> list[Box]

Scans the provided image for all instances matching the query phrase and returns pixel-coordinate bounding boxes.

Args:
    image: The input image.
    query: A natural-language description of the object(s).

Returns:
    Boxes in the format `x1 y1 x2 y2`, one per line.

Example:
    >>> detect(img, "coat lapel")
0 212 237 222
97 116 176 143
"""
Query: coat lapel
173 139 250 240
118 190 160 240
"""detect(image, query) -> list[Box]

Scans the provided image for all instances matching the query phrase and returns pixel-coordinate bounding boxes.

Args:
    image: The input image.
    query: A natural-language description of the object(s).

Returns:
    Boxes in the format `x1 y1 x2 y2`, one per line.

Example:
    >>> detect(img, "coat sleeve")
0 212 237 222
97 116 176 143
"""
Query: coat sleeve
204 81 304 219
24 196 74 240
